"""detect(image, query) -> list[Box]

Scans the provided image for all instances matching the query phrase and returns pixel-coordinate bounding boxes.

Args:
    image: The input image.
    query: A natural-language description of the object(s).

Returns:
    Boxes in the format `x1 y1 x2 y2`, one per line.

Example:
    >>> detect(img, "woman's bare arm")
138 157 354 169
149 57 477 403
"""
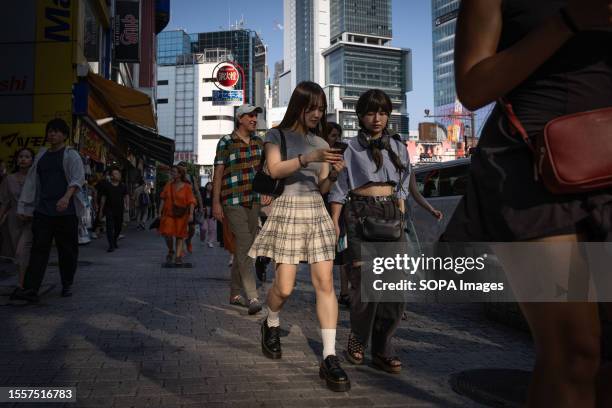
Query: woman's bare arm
455 0 575 110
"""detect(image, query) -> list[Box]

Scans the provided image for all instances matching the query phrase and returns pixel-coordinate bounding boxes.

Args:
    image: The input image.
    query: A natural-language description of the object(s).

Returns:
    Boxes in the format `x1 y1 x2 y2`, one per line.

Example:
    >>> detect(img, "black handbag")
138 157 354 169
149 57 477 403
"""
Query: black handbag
358 155 406 242
253 129 287 196
361 216 403 242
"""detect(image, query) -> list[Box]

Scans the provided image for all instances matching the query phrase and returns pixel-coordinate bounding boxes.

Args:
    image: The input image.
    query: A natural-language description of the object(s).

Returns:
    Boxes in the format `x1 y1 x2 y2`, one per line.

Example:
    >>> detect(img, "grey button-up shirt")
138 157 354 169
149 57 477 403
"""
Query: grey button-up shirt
329 135 411 204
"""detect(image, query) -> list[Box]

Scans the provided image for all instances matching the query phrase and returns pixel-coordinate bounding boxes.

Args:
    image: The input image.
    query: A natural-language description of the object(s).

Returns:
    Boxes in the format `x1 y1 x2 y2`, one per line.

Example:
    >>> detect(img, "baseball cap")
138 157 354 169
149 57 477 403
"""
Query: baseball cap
235 104 262 119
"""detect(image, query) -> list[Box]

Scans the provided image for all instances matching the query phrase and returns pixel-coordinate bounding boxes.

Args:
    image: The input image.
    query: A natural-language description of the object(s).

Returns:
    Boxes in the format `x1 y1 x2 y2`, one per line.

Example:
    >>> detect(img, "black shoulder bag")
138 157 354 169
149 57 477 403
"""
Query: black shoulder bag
360 135 406 242
252 129 287 197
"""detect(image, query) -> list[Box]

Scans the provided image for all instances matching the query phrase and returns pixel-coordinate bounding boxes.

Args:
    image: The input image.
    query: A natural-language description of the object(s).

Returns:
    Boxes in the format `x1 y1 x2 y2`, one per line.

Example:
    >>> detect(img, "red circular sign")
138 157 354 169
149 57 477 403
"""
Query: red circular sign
216 65 239 88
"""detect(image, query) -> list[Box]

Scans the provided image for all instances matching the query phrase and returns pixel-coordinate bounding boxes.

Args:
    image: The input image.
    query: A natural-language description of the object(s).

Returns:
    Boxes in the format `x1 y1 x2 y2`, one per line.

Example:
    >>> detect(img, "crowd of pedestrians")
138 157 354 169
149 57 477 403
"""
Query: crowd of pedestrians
1 1 610 402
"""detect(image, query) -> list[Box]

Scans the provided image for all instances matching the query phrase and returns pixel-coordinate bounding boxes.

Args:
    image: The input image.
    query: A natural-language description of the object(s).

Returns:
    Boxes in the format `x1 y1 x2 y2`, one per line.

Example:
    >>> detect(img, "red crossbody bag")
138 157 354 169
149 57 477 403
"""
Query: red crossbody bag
500 99 612 194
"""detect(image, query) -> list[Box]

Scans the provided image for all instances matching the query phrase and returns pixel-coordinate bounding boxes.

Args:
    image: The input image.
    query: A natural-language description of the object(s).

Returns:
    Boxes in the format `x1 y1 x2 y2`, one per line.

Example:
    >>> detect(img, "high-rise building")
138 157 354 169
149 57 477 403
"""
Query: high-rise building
272 60 284 108
190 29 267 113
323 0 412 138
157 27 268 166
281 0 411 137
432 0 491 138
157 50 236 166
330 0 392 39
157 29 192 65
281 0 330 98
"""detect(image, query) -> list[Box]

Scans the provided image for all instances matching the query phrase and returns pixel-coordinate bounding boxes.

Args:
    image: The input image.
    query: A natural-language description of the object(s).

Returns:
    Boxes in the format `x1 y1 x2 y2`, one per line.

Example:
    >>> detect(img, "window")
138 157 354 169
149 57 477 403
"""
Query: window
202 115 234 122
416 164 469 198
157 80 169 85
157 98 168 104
202 97 213 102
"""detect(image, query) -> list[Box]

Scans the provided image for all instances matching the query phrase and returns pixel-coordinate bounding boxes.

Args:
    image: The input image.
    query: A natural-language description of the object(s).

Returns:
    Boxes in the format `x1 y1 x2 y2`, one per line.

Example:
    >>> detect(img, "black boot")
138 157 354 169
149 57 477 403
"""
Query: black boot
261 320 282 359
319 355 350 392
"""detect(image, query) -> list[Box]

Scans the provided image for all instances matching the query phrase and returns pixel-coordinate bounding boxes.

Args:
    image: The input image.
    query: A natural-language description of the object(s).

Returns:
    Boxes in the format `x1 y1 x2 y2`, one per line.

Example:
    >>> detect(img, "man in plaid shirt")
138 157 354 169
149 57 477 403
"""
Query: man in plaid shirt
212 105 271 315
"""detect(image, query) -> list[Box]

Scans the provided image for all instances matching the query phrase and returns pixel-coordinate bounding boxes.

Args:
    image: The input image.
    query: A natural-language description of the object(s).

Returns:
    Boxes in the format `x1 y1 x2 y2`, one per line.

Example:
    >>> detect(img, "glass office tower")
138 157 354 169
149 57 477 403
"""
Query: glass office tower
330 0 392 40
157 30 192 65
324 0 411 138
432 0 492 137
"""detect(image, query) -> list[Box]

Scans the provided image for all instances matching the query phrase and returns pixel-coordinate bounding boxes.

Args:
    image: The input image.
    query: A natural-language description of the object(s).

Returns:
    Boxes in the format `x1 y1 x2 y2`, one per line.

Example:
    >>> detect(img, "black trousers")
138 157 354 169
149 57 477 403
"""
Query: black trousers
345 197 406 357
23 213 78 293
106 212 123 249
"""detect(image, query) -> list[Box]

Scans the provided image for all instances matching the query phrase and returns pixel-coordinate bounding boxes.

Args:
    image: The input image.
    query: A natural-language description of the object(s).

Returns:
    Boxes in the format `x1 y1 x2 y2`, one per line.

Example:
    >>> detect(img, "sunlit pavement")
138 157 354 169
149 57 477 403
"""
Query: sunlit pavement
0 225 534 407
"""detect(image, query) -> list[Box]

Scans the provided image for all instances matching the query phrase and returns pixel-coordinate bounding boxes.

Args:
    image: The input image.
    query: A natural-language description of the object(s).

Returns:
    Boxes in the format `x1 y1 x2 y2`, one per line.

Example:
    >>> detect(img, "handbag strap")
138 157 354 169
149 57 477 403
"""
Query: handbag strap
258 129 287 169
498 98 536 153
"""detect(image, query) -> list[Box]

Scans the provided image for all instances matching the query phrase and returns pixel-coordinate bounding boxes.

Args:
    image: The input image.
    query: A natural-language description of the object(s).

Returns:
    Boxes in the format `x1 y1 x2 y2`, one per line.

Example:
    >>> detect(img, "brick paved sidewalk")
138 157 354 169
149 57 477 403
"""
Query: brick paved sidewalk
0 226 534 407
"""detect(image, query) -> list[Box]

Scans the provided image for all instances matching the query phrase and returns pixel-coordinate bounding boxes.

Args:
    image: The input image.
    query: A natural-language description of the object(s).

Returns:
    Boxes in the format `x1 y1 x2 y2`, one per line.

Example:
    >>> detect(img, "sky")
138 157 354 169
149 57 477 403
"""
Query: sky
167 0 434 130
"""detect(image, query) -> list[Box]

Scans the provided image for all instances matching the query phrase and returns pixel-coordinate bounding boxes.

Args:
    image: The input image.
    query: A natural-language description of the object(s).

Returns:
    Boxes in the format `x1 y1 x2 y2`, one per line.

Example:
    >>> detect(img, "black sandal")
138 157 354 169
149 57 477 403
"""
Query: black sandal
338 294 351 307
166 251 174 263
346 333 365 365
372 354 402 374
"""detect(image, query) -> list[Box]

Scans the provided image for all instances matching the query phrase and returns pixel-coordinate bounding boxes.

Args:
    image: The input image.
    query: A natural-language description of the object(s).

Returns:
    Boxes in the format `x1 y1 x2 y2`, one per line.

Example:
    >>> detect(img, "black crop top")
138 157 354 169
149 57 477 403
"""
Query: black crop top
496 0 612 137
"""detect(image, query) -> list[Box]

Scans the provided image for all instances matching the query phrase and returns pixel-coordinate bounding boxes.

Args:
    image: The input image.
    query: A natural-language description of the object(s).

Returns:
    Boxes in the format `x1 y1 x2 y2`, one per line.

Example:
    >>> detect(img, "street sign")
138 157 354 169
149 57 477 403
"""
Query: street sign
212 90 243 106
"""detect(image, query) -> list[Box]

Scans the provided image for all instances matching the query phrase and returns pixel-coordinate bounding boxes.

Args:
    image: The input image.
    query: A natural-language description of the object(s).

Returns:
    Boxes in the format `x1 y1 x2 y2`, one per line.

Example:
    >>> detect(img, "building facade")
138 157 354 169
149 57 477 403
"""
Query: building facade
157 51 235 166
271 60 284 108
281 0 330 102
432 0 491 139
330 0 392 40
323 0 412 138
190 29 267 113
1 0 173 178
157 29 192 65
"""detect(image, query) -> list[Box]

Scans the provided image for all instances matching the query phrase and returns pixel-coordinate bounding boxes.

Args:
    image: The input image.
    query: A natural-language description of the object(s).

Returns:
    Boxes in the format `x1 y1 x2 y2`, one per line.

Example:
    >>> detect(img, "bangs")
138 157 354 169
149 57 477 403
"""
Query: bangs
356 89 392 117
307 92 327 111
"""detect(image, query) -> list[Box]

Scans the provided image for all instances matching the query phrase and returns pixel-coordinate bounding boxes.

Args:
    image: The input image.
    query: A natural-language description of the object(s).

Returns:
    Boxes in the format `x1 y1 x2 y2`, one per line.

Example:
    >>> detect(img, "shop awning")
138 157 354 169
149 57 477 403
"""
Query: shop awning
83 72 174 164
114 119 174 165
87 72 157 129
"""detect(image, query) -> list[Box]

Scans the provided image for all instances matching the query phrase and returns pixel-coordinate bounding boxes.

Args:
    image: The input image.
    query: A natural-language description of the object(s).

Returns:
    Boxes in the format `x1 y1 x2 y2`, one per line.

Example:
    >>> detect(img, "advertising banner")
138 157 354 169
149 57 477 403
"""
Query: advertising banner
113 0 141 62
0 123 48 164
212 90 244 106
34 0 76 127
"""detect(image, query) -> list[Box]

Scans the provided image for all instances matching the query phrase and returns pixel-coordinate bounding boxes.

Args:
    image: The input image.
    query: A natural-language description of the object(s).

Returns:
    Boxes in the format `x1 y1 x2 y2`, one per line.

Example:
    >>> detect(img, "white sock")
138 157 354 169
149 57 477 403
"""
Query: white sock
321 328 337 358
267 309 280 328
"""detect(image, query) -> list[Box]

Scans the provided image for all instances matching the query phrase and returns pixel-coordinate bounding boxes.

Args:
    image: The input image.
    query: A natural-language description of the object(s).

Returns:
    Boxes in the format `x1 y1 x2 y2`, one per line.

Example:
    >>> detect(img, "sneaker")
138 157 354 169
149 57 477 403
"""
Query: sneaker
229 295 247 307
118 234 125 240
319 355 351 392
207 242 214 248
9 288 39 303
248 298 263 315
261 320 282 359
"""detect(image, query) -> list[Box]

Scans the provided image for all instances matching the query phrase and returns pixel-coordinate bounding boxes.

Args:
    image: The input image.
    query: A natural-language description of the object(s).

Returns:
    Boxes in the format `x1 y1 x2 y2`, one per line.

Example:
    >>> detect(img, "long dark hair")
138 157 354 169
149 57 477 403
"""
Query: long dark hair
278 81 328 139
356 89 405 172
13 147 35 173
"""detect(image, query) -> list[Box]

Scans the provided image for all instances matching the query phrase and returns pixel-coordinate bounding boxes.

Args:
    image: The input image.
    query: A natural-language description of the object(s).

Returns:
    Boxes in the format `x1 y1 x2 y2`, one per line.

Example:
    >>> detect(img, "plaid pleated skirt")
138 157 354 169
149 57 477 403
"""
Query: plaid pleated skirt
248 194 336 265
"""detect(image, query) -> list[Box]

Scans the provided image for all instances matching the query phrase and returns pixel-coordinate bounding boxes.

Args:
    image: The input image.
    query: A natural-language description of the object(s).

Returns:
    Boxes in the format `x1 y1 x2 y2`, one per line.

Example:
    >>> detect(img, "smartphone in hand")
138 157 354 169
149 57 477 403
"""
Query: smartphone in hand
332 142 348 154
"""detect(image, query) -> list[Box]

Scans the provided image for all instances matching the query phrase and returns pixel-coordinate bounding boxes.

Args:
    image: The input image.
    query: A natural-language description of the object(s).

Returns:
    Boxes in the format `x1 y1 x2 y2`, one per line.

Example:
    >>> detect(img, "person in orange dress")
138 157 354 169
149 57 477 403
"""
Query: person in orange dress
159 166 196 265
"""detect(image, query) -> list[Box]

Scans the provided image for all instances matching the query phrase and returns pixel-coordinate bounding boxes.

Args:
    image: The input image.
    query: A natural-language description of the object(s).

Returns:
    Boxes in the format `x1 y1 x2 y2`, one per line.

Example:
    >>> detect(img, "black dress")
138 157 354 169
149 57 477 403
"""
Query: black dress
444 0 612 242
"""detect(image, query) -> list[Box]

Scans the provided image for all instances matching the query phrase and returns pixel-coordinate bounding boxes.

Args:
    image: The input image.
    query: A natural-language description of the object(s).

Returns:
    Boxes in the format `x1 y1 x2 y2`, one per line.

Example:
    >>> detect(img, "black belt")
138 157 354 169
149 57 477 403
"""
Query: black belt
348 194 395 203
